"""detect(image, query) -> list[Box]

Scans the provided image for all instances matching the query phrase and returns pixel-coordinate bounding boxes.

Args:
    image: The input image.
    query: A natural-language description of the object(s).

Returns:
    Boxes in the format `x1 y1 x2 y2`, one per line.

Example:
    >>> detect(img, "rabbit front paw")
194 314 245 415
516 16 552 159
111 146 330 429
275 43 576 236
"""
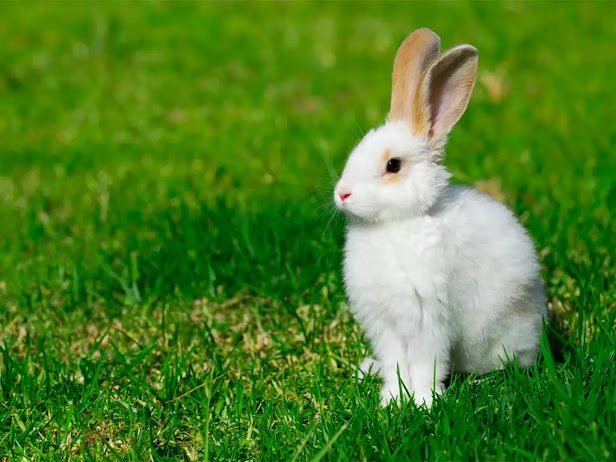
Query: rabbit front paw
379 377 408 407
412 383 444 409
357 357 380 380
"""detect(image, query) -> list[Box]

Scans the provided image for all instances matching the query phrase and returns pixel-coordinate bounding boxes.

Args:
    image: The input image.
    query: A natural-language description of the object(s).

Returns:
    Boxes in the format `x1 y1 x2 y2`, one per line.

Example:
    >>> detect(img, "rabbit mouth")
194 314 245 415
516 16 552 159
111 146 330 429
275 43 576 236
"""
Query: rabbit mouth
334 197 359 217
334 194 363 218
337 203 382 224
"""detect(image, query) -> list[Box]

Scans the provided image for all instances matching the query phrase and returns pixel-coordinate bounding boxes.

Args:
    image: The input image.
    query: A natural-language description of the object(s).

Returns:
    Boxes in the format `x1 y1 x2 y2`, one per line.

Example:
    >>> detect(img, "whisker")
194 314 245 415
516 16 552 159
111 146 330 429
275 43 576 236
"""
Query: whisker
320 202 346 240
354 122 366 139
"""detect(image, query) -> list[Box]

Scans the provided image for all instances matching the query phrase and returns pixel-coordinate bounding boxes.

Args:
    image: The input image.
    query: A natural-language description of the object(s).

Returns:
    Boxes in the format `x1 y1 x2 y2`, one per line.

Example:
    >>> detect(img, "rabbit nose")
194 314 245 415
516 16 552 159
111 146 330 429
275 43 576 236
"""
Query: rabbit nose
339 192 352 201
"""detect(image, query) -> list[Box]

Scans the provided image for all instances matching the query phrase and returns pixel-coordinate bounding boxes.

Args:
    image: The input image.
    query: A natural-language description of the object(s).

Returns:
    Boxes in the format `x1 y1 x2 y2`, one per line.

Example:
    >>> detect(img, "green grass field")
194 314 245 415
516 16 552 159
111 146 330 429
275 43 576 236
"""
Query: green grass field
1 2 615 460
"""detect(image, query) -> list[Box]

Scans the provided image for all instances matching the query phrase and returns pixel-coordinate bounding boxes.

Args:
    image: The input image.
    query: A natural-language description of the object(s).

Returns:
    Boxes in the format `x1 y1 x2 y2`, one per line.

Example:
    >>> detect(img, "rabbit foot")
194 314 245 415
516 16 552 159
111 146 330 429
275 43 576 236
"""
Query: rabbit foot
357 357 380 380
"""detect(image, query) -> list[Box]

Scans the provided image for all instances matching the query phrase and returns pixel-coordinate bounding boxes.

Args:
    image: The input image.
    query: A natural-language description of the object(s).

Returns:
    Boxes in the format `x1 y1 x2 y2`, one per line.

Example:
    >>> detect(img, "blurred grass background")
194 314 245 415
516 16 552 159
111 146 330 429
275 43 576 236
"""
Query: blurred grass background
0 1 614 460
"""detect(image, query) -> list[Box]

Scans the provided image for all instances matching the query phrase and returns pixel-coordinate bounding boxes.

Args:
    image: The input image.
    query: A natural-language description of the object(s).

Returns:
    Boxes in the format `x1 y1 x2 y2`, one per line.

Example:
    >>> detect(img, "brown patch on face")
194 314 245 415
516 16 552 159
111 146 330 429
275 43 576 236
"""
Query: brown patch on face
383 172 402 184
381 149 406 184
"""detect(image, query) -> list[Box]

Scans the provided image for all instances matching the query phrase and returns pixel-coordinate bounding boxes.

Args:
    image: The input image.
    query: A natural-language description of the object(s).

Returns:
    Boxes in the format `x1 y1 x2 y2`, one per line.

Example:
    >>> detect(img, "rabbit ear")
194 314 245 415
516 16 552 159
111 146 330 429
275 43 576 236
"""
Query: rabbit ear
422 44 478 148
388 28 441 132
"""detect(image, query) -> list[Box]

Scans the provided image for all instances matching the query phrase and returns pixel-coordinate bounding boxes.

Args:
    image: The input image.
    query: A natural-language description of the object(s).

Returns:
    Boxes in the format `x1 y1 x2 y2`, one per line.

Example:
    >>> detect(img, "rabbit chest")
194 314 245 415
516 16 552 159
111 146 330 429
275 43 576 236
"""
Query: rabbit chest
342 216 450 323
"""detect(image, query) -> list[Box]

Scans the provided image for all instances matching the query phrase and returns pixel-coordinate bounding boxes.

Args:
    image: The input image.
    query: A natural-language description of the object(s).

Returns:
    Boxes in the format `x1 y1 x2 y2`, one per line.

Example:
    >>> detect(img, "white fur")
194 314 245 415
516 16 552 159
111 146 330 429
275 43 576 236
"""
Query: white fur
335 121 546 408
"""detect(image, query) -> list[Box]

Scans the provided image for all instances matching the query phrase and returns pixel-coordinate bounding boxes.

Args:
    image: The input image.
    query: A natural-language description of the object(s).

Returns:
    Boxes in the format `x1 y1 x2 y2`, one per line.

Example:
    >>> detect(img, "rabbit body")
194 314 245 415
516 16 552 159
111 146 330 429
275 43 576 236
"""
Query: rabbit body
334 29 546 407
344 182 546 407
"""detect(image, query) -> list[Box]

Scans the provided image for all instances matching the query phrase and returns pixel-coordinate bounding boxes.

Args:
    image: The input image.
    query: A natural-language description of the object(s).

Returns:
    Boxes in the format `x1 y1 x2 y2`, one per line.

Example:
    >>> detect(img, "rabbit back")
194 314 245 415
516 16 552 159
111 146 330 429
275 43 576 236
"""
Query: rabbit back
436 186 546 372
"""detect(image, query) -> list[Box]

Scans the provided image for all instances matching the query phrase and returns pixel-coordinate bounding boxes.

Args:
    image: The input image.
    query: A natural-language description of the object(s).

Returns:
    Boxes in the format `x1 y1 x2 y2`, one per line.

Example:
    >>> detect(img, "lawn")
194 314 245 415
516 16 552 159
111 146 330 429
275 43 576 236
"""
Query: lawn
0 1 614 460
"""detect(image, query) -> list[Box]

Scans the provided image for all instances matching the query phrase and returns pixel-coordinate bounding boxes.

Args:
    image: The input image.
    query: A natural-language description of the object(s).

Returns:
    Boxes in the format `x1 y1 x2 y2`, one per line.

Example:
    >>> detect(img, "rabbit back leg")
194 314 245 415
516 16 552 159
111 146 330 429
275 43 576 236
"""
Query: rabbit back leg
469 279 546 374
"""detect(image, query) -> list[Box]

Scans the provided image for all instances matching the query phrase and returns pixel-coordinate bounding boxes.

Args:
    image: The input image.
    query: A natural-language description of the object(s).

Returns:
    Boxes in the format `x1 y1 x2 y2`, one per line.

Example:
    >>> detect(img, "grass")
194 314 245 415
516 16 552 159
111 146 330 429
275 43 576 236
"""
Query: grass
0 1 614 460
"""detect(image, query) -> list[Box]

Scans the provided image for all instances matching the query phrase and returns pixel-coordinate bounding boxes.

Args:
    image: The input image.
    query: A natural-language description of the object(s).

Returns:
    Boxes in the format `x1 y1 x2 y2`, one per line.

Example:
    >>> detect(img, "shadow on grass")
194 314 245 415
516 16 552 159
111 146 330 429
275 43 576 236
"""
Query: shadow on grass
545 313 572 364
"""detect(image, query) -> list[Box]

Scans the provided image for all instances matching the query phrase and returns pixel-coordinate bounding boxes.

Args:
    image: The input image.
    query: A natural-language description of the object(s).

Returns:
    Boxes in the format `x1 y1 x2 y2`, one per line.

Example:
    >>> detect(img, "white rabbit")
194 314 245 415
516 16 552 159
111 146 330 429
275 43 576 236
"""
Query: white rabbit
334 28 546 408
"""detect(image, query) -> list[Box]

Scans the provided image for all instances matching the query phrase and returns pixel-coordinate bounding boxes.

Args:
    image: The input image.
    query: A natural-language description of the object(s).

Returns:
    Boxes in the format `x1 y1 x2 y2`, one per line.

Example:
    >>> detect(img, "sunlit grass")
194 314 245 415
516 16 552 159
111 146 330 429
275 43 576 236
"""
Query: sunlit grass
0 2 614 460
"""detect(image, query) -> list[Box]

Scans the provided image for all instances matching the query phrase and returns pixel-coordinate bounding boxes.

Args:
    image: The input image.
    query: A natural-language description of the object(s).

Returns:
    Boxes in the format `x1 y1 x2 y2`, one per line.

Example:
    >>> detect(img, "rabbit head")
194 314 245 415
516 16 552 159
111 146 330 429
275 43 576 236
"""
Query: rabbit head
334 29 478 222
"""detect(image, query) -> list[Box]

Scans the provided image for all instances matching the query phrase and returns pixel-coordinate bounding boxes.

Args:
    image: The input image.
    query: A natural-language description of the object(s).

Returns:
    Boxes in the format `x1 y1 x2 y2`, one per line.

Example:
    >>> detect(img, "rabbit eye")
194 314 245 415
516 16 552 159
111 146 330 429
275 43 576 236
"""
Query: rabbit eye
386 158 402 173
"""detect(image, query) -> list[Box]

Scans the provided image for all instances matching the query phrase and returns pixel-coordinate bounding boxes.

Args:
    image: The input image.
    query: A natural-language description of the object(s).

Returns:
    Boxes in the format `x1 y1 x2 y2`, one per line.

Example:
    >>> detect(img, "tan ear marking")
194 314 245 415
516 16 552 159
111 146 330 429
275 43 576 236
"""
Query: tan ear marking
388 28 440 133
411 67 433 136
